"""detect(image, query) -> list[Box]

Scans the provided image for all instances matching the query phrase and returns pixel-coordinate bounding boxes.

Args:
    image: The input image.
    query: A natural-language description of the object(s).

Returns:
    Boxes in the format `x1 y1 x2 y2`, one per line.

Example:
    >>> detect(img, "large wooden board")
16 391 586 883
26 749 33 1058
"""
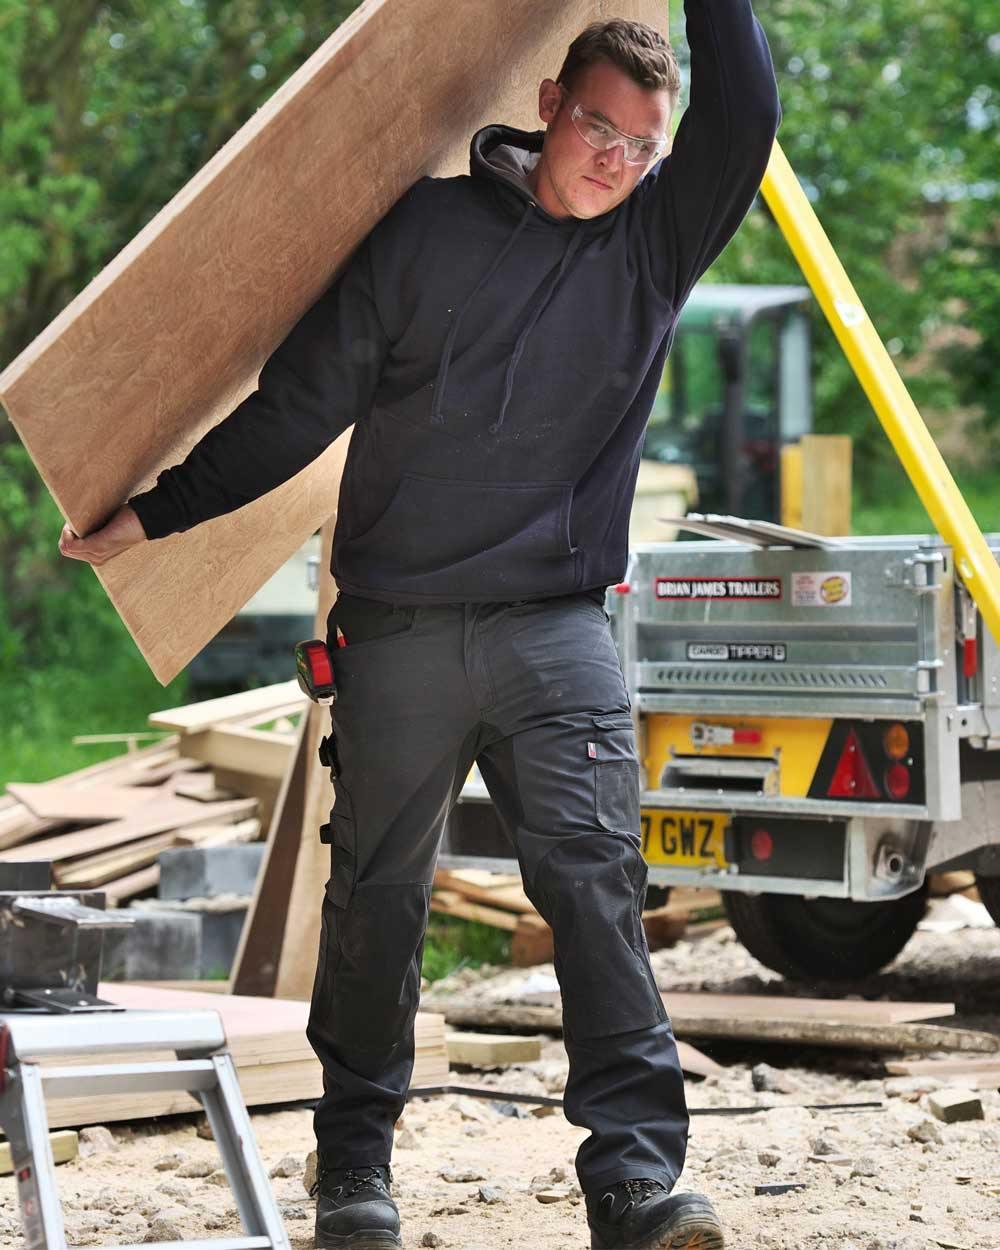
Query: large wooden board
0 0 663 685
35 984 449 1128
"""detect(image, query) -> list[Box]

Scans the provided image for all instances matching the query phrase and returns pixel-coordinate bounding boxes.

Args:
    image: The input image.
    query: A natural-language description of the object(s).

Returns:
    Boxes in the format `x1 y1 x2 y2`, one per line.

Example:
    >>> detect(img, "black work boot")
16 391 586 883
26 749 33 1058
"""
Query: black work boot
312 1163 401 1249
586 1178 724 1250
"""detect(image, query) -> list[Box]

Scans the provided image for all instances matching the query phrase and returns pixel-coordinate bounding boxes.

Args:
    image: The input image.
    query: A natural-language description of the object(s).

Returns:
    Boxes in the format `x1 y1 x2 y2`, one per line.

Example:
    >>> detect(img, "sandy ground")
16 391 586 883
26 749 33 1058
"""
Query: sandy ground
1 924 998 1249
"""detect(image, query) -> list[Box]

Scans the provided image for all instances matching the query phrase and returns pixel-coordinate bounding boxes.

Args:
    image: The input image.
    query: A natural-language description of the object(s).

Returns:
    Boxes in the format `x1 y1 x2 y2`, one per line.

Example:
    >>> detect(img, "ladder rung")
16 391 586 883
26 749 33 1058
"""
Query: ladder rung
41 1060 217 1099
111 1239 273 1250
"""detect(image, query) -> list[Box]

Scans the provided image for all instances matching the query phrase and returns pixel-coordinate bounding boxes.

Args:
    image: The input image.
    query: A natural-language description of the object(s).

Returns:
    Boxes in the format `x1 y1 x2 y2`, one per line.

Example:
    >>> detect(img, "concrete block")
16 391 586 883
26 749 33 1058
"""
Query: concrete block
928 1088 984 1124
101 911 202 981
446 1032 542 1067
125 897 248 978
159 844 265 901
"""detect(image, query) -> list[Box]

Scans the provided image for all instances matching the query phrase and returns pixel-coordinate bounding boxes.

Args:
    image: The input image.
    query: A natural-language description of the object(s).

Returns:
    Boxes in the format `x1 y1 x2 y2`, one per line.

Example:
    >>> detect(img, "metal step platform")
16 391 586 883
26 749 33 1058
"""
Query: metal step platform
0 1008 292 1250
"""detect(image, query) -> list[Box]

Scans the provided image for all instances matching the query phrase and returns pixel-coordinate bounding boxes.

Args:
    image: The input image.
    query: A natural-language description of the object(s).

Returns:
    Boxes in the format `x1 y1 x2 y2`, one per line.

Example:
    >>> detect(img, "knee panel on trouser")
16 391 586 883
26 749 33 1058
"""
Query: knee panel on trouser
534 835 667 1042
308 878 431 1054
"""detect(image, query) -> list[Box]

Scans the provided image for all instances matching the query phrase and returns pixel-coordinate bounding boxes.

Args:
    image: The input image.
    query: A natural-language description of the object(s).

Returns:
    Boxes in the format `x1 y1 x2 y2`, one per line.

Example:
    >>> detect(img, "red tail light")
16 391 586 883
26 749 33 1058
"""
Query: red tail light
884 763 911 800
964 637 979 679
750 829 774 861
827 729 880 799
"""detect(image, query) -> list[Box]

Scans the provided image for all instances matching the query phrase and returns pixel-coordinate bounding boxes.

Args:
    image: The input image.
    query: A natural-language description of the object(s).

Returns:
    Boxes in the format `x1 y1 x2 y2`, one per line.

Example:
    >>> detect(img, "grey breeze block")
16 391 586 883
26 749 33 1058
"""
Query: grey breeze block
158 844 266 901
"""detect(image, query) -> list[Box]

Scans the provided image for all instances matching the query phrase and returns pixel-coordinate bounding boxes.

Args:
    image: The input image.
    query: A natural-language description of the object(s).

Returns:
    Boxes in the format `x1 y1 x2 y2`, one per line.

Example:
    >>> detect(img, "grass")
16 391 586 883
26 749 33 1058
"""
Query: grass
421 914 512 982
852 466 1000 538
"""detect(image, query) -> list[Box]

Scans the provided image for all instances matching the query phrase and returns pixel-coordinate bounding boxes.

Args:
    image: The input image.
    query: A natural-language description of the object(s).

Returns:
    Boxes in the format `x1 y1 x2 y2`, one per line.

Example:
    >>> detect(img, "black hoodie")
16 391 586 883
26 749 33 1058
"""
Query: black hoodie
130 0 780 603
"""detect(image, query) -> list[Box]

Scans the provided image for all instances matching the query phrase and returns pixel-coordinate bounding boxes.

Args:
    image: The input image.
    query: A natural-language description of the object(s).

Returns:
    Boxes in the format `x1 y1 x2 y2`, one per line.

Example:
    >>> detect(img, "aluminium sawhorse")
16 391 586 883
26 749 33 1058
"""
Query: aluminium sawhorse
0 1008 291 1250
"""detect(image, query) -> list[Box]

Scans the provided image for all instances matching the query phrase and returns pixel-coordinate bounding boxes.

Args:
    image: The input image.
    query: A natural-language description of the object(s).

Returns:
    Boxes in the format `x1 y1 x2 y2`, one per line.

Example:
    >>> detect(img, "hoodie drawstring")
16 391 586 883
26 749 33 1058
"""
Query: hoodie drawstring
430 202 535 426
490 222 585 435
430 205 586 434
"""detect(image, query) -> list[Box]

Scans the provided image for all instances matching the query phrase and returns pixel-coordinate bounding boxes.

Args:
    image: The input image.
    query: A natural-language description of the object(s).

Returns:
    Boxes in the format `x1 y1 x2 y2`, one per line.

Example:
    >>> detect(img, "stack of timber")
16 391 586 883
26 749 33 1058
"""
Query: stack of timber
431 868 722 966
0 681 307 906
34 984 448 1128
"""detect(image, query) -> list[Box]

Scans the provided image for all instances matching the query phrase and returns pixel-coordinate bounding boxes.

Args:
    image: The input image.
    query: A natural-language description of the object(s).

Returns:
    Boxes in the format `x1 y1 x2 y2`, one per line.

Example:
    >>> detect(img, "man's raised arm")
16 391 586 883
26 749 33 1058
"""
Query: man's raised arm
643 0 781 309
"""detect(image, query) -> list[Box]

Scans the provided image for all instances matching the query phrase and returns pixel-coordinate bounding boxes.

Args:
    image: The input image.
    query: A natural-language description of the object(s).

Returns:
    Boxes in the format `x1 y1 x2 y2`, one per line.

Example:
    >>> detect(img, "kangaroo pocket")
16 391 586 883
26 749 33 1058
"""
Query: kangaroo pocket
337 474 582 599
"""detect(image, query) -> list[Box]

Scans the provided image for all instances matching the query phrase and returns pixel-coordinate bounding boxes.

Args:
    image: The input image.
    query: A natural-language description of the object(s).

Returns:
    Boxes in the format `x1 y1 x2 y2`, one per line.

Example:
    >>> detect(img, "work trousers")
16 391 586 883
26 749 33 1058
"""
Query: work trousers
305 591 689 1194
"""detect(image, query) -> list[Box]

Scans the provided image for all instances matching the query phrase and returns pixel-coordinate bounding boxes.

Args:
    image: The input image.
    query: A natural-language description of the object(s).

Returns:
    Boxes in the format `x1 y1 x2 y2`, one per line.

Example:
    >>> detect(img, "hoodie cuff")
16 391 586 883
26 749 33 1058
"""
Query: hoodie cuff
128 489 183 541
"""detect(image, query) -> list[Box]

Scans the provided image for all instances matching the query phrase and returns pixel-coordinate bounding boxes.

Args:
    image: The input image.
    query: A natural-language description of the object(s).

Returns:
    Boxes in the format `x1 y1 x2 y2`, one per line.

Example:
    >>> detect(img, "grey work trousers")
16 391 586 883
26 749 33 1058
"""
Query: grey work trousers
305 591 689 1194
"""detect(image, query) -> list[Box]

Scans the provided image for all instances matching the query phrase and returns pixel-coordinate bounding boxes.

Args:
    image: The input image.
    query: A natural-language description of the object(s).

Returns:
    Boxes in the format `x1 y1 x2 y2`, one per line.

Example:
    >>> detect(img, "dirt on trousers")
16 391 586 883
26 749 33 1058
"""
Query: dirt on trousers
0 925 997 1250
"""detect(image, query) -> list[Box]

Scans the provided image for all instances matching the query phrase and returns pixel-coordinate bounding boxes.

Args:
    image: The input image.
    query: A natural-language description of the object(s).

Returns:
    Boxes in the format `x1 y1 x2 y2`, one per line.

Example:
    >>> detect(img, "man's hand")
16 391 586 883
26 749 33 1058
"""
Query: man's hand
59 504 147 566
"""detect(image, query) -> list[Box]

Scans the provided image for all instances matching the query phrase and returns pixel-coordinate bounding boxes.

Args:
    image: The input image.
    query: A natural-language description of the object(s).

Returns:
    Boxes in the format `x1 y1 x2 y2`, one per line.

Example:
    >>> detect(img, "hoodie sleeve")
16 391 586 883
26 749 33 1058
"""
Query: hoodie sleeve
642 0 781 310
128 229 389 541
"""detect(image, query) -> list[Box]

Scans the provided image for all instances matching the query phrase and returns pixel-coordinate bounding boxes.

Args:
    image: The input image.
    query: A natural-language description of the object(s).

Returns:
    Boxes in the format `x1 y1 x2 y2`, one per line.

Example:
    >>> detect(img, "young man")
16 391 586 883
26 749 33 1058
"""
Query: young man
63 5 779 1246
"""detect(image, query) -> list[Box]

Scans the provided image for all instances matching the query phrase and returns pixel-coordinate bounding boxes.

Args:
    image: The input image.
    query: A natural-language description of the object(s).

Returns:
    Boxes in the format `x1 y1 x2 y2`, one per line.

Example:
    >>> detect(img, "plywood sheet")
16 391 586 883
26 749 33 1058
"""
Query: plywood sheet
0 0 664 685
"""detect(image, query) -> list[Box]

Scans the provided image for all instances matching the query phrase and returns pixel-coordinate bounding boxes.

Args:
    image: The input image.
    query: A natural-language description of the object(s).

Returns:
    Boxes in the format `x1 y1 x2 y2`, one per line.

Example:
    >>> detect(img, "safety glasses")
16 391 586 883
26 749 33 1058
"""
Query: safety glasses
560 87 668 166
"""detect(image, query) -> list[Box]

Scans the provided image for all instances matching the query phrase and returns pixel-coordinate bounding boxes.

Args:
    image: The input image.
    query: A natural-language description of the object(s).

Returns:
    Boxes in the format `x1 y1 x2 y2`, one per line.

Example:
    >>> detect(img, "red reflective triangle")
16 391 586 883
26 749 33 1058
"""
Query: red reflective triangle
828 728 880 799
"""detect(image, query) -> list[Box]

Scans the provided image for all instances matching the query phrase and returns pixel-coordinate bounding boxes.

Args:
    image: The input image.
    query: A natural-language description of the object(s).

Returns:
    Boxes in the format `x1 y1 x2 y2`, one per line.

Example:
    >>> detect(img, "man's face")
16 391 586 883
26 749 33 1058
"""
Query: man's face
532 60 673 220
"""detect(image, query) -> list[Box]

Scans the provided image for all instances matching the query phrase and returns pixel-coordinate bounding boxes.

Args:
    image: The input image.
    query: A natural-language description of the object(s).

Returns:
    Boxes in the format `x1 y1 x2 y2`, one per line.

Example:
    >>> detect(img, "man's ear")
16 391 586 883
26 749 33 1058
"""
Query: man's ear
538 77 563 127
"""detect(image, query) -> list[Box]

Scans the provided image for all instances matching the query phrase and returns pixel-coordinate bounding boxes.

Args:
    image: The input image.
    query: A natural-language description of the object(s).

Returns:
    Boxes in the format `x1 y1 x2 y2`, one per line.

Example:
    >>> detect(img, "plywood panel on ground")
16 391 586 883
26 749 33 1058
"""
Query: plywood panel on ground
0 0 664 685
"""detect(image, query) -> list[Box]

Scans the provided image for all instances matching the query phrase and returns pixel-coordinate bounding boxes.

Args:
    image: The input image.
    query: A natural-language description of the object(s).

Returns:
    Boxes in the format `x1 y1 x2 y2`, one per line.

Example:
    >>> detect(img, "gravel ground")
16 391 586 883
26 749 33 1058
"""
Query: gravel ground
0 924 997 1249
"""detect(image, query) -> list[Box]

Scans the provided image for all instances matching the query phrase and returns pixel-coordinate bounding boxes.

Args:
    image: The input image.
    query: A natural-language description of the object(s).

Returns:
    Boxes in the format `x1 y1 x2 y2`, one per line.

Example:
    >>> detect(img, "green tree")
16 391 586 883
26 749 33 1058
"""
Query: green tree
680 0 1000 494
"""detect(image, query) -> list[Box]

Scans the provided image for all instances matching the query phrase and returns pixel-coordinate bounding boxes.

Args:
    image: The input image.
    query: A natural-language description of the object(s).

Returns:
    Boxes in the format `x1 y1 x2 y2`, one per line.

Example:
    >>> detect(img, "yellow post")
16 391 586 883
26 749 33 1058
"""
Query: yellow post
780 443 803 530
760 140 1000 643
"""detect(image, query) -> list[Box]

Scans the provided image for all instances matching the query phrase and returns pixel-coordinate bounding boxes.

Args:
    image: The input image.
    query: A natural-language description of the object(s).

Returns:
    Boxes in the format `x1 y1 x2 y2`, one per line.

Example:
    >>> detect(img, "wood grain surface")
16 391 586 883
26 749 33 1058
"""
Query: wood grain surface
0 0 663 684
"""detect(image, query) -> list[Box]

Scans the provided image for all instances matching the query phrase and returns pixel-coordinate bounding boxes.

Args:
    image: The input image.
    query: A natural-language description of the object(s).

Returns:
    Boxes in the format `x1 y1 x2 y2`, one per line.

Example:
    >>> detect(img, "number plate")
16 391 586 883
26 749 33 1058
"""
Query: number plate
640 809 731 868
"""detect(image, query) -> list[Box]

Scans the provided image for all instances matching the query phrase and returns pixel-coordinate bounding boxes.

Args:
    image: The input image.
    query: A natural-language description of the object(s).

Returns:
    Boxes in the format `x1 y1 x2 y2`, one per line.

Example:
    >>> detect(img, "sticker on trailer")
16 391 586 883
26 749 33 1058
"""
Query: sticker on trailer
655 577 782 601
687 642 787 662
791 571 853 607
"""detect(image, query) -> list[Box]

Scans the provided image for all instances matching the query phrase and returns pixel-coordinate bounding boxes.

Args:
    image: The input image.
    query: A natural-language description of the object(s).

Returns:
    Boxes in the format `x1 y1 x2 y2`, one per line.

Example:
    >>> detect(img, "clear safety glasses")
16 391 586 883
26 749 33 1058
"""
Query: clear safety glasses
563 92 667 166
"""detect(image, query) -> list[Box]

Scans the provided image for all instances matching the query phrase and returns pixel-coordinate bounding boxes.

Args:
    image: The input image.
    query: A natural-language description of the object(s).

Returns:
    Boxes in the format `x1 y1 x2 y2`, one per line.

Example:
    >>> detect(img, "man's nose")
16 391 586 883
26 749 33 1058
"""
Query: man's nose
596 142 625 175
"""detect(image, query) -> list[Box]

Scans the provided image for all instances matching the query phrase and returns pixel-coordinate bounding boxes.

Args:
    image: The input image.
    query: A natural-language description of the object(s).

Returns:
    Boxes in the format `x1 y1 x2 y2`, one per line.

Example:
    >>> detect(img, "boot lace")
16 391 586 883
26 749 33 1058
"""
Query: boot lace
621 1178 666 1206
309 1163 393 1200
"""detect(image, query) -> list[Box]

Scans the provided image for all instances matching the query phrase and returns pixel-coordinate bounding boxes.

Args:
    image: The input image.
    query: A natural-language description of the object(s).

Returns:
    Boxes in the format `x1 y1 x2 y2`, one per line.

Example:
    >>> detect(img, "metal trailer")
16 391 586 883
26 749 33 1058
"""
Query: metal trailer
448 520 1000 981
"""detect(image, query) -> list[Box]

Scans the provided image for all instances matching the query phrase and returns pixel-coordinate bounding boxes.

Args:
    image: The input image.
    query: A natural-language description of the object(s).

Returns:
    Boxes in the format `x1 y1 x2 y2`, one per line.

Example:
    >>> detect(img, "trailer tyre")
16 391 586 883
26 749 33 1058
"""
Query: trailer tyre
974 874 1000 928
723 886 928 982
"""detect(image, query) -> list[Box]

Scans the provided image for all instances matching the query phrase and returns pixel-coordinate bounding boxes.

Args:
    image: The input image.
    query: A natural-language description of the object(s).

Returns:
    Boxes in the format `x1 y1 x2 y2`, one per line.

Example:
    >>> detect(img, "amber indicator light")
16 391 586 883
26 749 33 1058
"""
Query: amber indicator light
883 723 910 761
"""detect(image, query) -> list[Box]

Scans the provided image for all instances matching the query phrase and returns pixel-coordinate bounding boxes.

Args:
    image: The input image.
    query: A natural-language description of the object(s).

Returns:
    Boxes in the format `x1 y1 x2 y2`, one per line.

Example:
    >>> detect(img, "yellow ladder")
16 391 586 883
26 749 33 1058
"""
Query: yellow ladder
761 139 1000 644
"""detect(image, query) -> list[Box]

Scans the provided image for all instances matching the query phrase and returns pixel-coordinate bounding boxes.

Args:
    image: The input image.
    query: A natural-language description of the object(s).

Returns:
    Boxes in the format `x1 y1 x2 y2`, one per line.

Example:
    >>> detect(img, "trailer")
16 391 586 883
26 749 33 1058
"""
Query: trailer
447 518 1000 979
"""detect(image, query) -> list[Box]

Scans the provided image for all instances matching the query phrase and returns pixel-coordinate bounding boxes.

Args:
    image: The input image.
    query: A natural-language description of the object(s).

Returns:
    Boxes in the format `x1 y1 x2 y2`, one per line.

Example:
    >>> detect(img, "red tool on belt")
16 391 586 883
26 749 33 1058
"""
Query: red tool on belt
294 639 337 705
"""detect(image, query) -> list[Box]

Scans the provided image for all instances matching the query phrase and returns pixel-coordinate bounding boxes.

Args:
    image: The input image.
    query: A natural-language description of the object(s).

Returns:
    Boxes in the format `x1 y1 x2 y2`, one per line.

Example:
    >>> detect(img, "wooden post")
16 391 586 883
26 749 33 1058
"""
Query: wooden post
800 434 852 536
779 442 803 529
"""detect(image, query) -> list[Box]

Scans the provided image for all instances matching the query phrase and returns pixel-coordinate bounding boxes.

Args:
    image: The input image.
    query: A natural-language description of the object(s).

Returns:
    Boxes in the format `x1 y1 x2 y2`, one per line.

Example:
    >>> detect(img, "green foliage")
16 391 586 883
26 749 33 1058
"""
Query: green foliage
693 0 1000 487
421 916 512 983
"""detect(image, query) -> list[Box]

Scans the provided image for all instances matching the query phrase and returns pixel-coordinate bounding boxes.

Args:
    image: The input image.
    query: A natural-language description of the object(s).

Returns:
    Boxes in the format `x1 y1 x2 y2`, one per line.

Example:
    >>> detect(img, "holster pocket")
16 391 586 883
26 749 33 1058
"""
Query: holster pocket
592 714 641 835
326 779 357 909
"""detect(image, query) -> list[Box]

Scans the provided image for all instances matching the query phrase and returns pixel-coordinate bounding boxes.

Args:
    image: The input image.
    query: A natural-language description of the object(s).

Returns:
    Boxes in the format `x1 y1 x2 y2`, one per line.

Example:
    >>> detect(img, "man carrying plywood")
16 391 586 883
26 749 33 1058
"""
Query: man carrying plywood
63 4 779 1246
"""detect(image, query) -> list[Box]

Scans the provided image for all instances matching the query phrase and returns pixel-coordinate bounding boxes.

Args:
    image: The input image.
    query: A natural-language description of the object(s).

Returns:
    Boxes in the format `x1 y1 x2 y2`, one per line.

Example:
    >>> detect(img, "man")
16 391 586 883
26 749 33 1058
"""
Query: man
63 5 779 1246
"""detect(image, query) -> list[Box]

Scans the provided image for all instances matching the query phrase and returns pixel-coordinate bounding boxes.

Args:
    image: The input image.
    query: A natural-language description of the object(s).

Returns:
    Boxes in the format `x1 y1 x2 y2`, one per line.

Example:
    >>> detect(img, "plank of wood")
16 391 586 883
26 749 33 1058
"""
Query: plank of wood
149 681 302 734
2 795 256 863
446 1032 542 1067
0 1 663 686
425 997 994 1054
518 990 954 1026
431 890 522 932
101 864 160 905
55 829 184 888
231 715 310 997
7 782 164 822
0 1131 78 1174
886 1056 1000 1078
434 869 536 914
274 522 338 1002
182 724 294 781
675 1040 724 1078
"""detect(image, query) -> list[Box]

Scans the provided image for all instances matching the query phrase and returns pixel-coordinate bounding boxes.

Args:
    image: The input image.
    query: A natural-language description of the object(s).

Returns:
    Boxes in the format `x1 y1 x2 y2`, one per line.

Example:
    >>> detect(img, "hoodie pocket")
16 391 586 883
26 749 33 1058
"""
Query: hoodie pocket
340 474 582 598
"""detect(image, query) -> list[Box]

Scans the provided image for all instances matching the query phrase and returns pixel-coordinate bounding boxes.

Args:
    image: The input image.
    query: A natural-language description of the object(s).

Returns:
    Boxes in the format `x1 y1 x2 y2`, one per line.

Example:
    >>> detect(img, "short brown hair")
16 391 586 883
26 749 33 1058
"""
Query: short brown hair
557 18 681 103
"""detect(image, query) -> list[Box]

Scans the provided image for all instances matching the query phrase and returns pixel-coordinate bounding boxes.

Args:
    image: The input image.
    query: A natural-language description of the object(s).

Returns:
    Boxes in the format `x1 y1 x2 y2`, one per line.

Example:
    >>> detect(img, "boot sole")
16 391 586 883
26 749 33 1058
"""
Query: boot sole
591 1194 725 1250
314 1232 402 1249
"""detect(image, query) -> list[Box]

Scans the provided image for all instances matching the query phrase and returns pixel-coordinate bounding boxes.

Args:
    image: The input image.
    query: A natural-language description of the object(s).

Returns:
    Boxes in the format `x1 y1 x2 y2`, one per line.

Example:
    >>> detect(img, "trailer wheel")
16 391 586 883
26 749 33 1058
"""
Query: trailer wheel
723 886 928 982
974 874 1000 927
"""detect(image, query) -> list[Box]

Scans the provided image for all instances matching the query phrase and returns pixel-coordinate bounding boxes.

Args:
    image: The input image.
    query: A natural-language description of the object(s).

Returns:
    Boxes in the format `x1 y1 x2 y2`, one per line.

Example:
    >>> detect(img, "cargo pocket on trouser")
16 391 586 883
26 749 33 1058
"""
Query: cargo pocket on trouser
591 713 642 836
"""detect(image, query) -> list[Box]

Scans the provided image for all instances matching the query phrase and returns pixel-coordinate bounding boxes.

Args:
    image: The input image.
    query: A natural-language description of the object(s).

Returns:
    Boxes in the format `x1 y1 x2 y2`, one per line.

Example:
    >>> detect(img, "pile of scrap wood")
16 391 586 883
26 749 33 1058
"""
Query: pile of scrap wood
0 681 307 906
431 867 723 966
